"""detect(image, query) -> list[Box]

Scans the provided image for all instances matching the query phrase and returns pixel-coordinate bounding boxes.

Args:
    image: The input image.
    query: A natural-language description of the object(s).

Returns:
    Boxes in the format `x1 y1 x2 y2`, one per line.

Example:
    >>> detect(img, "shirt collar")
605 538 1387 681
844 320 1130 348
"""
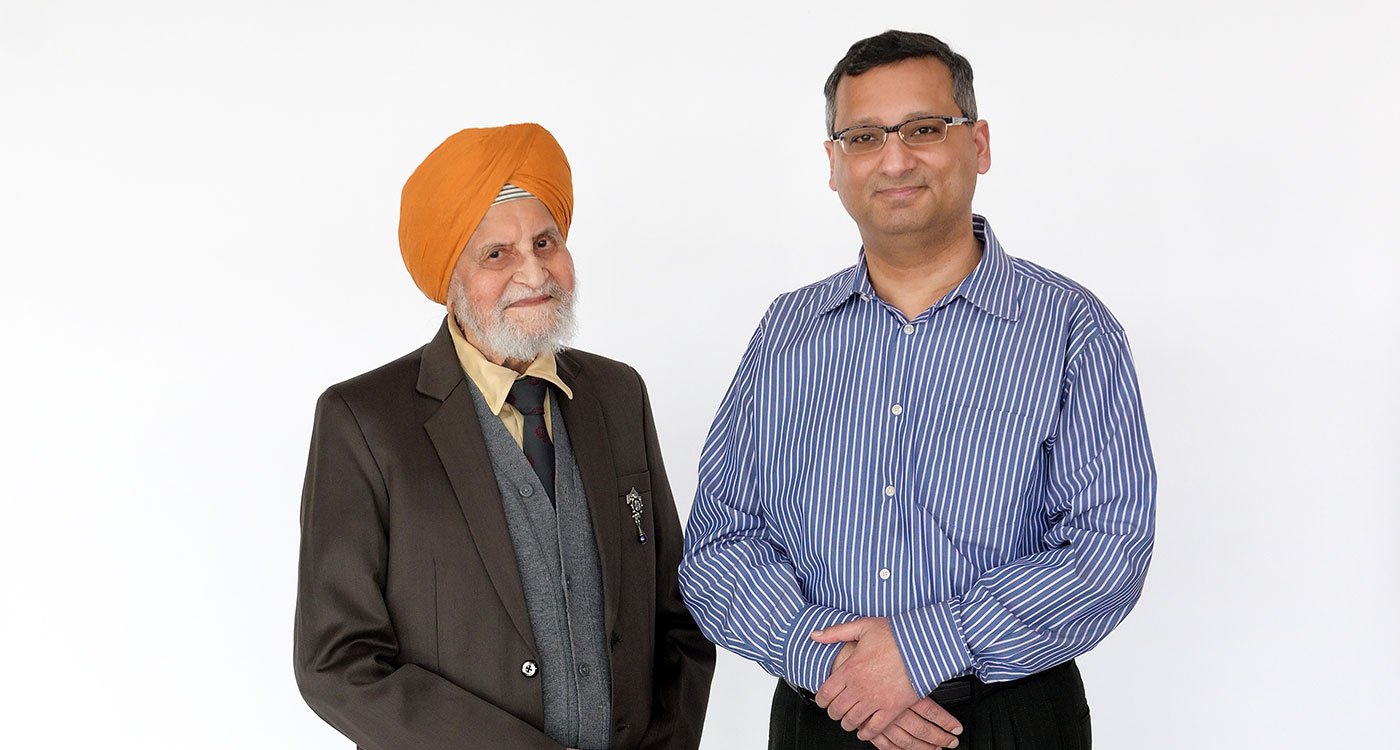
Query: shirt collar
446 314 574 414
814 261 868 316
952 215 1020 322
815 214 1019 322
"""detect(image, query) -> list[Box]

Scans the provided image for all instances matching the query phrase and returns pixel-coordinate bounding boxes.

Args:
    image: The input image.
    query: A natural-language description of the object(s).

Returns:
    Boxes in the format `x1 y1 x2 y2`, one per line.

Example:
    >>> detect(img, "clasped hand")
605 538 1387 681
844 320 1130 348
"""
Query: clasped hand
811 617 963 749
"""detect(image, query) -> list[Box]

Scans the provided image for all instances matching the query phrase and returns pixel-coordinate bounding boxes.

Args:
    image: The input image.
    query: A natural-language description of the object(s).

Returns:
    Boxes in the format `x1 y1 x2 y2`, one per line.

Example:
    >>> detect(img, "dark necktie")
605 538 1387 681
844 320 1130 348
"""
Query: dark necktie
506 376 556 504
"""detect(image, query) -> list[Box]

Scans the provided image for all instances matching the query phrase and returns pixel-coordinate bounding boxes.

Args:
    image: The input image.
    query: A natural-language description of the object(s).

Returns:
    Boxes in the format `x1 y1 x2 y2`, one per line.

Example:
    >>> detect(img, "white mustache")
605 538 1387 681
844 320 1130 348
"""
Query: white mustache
495 279 569 311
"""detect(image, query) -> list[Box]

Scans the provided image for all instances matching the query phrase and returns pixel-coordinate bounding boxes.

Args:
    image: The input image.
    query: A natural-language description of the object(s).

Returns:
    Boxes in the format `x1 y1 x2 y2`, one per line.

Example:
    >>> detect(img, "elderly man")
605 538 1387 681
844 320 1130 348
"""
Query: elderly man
681 31 1155 750
295 123 714 750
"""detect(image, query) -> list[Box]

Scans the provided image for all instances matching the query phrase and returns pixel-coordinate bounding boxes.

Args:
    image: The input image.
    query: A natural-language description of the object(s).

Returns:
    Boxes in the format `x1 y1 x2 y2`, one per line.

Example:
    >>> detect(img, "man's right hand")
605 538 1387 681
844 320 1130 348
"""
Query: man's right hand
824 635 962 747
869 697 963 749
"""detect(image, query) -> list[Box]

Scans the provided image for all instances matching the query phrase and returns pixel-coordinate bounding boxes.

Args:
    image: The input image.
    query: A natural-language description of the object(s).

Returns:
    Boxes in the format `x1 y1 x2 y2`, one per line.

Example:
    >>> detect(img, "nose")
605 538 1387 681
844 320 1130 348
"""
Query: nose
876 134 917 176
513 245 550 288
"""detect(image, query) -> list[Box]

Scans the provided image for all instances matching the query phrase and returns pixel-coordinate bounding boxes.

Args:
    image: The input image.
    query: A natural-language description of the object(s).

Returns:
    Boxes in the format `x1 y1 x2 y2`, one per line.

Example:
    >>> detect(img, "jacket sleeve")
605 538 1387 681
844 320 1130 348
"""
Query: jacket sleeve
633 374 717 750
293 387 562 750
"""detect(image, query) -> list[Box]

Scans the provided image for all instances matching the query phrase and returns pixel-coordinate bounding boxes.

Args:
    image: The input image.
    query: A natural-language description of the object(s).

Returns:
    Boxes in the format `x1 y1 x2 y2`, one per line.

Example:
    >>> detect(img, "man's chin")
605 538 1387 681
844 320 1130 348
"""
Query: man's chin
503 315 571 348
501 306 560 333
868 206 942 236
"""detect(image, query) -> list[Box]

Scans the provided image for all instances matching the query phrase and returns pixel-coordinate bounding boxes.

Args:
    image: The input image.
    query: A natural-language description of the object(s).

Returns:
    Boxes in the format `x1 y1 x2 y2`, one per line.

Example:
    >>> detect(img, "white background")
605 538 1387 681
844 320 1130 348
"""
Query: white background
3 0 1397 747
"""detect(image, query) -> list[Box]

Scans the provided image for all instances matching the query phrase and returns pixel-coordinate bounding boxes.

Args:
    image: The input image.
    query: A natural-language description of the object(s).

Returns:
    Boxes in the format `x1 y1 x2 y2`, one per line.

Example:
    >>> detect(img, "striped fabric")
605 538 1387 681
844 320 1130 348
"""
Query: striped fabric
680 215 1156 698
493 182 534 205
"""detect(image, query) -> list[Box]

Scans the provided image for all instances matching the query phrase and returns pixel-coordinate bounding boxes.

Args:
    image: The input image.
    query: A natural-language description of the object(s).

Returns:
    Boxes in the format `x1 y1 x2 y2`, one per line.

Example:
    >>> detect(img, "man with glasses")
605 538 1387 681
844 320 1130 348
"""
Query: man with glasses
681 31 1155 750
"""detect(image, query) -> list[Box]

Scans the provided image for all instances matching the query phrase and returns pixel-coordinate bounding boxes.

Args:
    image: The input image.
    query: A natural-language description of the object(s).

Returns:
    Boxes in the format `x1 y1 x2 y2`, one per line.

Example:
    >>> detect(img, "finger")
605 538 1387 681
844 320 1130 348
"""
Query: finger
839 699 876 732
879 721 944 750
857 713 882 742
811 620 865 644
910 697 964 736
826 689 858 724
856 708 899 740
814 676 843 708
871 734 898 750
891 709 958 747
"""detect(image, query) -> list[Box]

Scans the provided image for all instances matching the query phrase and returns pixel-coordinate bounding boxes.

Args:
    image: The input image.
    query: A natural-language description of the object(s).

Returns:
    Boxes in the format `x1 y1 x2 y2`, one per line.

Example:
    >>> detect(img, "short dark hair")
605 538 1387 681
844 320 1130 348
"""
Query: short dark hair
823 30 978 136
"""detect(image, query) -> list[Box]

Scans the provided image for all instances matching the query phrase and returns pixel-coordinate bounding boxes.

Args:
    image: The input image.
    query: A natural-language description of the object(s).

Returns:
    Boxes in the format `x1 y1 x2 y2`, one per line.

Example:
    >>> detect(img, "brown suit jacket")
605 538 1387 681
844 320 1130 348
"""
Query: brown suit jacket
294 320 715 749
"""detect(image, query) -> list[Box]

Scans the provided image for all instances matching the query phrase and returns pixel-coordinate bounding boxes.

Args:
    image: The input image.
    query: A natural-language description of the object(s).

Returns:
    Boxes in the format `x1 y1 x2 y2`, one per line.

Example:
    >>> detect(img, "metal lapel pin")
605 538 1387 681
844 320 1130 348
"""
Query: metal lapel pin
625 488 648 544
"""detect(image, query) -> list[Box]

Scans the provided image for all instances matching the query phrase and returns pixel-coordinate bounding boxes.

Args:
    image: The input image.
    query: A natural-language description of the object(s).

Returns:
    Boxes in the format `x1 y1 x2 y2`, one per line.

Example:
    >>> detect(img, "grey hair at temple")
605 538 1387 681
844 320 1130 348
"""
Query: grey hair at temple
823 30 979 136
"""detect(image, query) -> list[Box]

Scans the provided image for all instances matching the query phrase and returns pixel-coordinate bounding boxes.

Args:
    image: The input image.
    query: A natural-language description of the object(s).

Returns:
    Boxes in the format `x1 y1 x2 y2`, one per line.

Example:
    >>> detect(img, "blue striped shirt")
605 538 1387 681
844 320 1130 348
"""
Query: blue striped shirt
679 215 1156 697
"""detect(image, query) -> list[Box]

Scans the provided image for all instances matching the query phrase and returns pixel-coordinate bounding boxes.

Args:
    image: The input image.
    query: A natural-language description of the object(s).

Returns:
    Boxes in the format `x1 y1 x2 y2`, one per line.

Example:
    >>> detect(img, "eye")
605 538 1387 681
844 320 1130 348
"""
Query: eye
479 246 511 267
849 132 877 145
900 118 952 143
535 233 564 254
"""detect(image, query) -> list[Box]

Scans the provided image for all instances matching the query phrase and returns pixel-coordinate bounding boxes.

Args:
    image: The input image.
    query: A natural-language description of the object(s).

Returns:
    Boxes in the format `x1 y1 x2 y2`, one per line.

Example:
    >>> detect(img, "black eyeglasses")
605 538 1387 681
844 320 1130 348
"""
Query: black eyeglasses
830 116 975 155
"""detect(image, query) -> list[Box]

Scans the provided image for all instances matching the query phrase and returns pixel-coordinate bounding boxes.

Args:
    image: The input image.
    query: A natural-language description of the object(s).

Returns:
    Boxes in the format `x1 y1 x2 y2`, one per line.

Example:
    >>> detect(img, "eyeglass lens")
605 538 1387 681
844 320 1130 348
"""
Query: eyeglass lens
841 118 950 154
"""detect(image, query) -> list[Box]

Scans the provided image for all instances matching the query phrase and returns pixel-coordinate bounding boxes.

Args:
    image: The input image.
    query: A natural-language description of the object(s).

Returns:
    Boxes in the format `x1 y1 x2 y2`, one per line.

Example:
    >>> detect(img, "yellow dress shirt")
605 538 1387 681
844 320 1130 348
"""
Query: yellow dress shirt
446 315 574 449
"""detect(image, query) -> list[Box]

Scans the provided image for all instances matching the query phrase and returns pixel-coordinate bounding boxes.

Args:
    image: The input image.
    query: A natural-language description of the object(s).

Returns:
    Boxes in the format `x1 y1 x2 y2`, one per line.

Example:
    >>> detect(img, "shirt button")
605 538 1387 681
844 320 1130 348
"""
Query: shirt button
902 324 915 334
878 568 891 581
521 660 538 677
577 664 590 677
890 404 903 415
520 485 533 497
884 485 896 497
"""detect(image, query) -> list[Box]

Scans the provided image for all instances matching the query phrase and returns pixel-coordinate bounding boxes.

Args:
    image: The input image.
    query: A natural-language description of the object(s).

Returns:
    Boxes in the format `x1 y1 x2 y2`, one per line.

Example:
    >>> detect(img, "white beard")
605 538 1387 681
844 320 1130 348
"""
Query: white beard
449 277 579 363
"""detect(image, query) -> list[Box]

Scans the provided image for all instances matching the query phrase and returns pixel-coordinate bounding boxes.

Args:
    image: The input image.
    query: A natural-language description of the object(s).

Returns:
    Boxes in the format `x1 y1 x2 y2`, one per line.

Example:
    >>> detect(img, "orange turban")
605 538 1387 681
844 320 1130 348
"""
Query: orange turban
398 123 573 304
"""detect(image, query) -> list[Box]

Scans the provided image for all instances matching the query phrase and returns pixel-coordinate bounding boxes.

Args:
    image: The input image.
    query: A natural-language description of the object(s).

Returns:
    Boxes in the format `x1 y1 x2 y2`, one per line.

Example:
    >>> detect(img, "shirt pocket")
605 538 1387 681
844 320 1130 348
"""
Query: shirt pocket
915 401 1043 551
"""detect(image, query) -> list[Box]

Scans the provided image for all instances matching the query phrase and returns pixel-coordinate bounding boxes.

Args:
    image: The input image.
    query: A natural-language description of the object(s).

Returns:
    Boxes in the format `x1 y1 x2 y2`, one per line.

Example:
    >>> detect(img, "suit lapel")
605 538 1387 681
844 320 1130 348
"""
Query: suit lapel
557 354 623 640
419 319 536 652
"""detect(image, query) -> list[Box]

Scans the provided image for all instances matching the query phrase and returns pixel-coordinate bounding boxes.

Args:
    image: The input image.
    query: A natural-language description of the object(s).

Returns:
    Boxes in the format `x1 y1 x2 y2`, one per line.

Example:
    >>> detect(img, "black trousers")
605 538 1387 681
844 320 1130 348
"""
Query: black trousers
769 661 1090 750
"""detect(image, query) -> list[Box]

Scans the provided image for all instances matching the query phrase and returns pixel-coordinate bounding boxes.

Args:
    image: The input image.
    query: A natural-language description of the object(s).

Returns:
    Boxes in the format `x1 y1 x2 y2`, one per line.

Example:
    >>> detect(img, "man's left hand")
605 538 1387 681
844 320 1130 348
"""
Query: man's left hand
811 616 919 737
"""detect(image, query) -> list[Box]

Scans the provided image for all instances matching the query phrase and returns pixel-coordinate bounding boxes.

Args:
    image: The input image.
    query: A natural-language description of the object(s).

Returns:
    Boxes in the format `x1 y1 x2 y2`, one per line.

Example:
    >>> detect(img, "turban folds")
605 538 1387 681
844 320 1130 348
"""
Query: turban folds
399 123 573 304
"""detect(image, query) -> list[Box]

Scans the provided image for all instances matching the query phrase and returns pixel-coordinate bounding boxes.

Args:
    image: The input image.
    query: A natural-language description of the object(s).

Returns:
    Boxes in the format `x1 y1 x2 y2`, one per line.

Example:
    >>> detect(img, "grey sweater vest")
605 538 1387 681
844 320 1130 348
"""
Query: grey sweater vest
466 381 613 750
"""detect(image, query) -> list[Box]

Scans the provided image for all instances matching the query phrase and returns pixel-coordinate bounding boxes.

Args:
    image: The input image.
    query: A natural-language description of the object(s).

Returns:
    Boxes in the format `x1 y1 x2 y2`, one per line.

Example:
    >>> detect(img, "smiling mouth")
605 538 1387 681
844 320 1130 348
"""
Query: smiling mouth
876 186 925 199
506 294 556 309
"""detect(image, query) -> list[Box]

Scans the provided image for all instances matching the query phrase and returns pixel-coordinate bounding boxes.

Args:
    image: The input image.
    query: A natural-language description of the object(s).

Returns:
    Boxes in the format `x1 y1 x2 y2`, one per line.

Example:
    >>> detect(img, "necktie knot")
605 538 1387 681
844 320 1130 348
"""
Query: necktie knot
507 376 549 416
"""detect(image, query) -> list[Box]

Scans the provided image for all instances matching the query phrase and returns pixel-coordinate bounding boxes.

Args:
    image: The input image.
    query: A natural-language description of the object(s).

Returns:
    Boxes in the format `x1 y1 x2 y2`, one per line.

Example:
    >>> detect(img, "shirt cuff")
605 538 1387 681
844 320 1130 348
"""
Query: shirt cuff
781 605 855 693
887 600 975 697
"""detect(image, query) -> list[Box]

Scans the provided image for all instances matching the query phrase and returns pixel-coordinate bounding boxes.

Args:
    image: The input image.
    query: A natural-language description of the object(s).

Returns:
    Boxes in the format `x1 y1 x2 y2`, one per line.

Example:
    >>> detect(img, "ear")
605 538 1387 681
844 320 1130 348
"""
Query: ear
824 139 837 191
444 290 458 322
974 120 991 175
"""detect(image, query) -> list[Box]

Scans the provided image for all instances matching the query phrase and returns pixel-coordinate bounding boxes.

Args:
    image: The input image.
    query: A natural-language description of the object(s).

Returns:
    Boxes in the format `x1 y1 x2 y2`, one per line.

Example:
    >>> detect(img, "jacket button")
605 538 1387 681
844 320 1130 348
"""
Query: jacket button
521 660 538 678
616 721 629 733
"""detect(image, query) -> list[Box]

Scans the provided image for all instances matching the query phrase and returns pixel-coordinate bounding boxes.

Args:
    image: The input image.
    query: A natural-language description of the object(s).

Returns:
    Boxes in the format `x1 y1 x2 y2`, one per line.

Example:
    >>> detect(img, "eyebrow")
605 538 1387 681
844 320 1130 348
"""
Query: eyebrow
472 230 561 256
841 111 944 128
